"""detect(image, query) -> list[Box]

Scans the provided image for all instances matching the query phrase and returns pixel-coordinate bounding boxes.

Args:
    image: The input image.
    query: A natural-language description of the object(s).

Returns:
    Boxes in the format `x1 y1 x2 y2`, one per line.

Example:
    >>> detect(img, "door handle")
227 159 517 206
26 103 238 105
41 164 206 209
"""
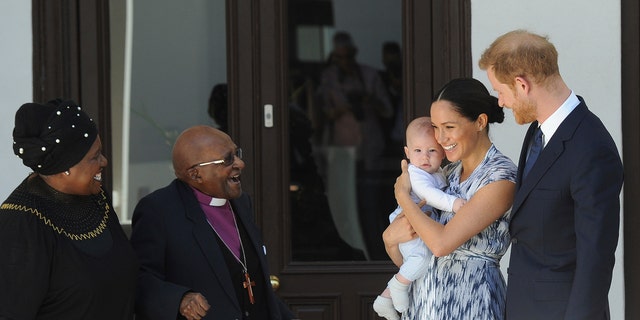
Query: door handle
270 275 280 291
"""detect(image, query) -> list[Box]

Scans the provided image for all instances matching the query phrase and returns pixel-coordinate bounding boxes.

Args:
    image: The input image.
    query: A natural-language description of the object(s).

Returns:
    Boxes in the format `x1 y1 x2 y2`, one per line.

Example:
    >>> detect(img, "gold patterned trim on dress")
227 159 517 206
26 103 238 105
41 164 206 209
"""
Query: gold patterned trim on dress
0 191 110 241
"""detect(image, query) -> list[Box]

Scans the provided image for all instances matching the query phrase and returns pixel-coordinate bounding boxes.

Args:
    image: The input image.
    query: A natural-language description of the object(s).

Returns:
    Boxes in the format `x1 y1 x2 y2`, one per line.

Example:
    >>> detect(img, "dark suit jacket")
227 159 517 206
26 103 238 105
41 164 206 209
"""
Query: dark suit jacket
130 179 293 320
506 98 623 320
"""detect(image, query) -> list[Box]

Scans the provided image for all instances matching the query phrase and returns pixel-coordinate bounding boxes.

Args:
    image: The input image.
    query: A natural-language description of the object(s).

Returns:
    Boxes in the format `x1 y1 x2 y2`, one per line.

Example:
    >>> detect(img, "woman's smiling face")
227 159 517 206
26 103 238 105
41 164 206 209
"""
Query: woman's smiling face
61 136 108 195
430 100 481 163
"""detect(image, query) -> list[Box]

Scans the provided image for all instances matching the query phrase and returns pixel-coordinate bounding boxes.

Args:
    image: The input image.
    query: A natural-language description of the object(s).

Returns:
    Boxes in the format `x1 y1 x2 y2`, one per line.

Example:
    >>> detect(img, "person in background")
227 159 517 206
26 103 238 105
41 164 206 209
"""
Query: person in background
317 31 394 165
383 78 517 319
373 117 465 320
379 41 405 156
0 99 138 319
479 29 624 319
317 31 395 260
130 125 294 320
208 83 228 132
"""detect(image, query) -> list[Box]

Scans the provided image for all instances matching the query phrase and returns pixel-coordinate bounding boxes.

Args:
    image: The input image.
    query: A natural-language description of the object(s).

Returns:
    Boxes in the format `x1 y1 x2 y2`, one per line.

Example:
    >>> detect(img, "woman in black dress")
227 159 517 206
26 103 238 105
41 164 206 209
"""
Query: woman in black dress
0 99 138 319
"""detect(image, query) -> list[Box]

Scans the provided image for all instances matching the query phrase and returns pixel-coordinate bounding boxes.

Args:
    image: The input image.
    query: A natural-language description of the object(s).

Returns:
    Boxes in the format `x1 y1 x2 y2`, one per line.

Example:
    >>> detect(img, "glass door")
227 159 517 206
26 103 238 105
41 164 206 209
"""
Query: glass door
287 1 403 262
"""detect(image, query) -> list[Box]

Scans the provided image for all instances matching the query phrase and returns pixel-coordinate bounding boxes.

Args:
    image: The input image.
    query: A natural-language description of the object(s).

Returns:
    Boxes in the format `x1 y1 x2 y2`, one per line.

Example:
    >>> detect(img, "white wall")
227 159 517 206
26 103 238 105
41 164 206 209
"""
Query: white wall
471 1 624 318
0 1 32 201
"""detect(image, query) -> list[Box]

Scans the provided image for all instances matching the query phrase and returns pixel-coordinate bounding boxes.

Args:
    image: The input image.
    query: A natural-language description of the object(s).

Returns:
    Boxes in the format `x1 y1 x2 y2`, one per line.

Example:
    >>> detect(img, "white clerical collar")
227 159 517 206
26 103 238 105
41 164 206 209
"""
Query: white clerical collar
209 197 227 207
191 186 228 207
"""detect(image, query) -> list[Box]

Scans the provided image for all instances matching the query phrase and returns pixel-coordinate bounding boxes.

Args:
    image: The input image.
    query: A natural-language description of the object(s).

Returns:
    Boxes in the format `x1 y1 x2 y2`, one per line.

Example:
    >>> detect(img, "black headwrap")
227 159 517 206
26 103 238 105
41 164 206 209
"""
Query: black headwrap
12 99 98 175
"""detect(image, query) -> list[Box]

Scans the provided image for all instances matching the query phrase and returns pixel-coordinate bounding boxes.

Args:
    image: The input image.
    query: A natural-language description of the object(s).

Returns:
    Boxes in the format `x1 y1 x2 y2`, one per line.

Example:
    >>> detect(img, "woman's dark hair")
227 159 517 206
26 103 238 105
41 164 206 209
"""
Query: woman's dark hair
432 78 504 124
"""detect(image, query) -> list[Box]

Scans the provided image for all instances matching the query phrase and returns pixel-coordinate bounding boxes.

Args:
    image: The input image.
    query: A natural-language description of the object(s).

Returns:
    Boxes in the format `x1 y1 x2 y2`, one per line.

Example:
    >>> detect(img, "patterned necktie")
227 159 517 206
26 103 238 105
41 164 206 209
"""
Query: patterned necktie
523 127 543 178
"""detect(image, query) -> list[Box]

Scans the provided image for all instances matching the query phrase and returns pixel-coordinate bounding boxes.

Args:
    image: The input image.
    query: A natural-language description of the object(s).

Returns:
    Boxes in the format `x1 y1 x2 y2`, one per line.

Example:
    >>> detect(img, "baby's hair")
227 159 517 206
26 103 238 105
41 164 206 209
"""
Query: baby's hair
406 116 434 141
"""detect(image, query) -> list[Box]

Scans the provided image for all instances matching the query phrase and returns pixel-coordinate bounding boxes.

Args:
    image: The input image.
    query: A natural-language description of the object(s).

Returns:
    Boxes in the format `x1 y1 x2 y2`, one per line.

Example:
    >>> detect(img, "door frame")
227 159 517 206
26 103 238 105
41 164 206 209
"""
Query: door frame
622 0 640 318
32 0 113 192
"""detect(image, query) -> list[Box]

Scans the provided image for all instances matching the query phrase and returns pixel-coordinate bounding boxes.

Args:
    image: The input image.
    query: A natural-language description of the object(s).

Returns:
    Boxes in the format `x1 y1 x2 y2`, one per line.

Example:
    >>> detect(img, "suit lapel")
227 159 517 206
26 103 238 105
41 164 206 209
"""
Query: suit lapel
177 182 239 308
230 195 270 283
512 102 588 215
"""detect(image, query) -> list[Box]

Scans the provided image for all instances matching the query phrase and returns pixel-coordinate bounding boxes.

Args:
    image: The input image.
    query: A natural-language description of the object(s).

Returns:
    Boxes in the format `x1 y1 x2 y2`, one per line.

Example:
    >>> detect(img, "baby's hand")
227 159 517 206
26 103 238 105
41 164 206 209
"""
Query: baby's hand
452 198 467 213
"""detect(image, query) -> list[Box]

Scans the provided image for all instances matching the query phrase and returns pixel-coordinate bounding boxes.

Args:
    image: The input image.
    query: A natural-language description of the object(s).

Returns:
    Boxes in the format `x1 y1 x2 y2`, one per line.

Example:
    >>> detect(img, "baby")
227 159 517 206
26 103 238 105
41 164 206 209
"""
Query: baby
373 117 465 320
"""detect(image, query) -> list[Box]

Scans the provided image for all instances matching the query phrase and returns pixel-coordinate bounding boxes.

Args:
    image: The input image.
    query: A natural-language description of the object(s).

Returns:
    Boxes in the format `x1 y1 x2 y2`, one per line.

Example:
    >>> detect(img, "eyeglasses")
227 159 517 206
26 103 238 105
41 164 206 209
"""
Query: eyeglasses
189 148 242 169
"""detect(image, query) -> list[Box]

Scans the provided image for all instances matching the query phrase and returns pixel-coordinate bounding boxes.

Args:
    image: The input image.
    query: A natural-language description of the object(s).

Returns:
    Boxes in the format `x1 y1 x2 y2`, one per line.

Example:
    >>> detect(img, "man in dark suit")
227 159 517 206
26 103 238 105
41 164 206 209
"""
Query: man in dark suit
479 30 623 319
130 125 294 320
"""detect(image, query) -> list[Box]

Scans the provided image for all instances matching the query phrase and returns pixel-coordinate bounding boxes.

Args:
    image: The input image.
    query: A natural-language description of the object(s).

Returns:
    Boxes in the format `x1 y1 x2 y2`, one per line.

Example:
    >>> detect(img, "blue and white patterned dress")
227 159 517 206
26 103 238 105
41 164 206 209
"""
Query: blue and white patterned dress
402 145 517 320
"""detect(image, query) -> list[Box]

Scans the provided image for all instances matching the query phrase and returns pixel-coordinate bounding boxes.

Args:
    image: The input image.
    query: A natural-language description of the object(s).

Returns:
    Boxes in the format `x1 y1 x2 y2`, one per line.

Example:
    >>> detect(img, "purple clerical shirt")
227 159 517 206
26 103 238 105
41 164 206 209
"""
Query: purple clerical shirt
191 187 241 259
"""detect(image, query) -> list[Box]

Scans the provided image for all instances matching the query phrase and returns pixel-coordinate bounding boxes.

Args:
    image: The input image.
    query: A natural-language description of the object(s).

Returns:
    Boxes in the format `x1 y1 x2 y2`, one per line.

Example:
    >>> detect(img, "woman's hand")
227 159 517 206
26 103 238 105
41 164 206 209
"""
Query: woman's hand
383 212 417 266
383 213 417 247
394 159 412 201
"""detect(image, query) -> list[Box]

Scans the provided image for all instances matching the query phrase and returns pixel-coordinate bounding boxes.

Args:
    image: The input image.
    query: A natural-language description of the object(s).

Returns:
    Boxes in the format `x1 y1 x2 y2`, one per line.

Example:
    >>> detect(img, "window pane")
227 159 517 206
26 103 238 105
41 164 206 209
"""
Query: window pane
111 0 227 220
288 0 402 261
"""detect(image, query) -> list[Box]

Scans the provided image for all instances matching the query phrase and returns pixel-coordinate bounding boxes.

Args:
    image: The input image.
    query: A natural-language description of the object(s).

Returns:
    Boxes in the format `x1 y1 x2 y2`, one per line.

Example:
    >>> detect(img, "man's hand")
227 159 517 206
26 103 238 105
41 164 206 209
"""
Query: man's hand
180 292 210 320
